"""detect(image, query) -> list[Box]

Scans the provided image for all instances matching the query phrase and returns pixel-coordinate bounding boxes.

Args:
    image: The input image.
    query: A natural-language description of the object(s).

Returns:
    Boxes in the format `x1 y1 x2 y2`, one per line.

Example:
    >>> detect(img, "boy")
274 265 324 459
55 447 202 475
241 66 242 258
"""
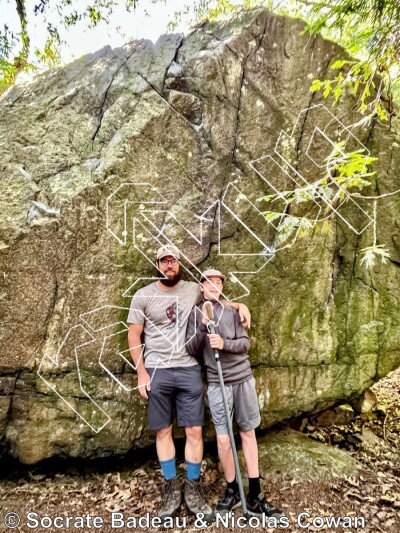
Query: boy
185 269 283 518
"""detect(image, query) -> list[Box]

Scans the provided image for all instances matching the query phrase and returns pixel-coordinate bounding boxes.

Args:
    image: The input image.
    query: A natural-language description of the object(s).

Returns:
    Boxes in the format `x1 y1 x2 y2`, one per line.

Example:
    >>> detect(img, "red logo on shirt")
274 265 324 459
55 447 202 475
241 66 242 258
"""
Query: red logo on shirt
165 302 183 328
166 304 176 323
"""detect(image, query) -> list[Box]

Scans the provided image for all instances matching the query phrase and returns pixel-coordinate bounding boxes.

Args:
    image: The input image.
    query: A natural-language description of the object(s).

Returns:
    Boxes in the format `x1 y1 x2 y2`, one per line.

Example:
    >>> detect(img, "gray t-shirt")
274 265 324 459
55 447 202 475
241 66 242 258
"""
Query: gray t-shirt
127 280 201 368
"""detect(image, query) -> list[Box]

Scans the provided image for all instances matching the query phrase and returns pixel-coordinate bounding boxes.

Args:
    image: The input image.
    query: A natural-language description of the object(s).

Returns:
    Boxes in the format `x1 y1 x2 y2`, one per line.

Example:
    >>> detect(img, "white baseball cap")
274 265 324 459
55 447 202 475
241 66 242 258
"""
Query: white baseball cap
200 268 225 282
156 245 180 260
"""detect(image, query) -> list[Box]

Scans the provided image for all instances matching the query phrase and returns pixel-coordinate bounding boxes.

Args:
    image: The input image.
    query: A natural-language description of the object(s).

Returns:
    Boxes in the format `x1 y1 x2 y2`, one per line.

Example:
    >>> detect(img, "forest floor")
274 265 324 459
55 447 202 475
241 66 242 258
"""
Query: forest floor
0 369 399 533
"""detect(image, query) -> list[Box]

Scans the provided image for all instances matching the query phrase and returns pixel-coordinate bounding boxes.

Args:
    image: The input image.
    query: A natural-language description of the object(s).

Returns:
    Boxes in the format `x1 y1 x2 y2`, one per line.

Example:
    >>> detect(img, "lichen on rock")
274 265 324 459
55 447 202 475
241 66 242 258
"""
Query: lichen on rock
0 8 399 464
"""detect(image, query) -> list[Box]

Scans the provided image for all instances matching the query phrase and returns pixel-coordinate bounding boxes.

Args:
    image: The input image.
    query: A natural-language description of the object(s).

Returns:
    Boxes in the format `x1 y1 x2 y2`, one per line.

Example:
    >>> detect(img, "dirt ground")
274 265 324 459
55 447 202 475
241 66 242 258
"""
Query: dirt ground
0 369 399 533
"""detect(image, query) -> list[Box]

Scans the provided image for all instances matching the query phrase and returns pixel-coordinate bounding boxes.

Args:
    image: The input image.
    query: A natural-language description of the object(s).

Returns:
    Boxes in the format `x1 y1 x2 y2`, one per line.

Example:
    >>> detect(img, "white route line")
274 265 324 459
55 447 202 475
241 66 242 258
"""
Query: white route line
129 216 227 322
270 103 373 235
37 301 189 424
37 324 112 434
305 127 373 233
38 102 395 433
106 183 168 246
81 303 181 371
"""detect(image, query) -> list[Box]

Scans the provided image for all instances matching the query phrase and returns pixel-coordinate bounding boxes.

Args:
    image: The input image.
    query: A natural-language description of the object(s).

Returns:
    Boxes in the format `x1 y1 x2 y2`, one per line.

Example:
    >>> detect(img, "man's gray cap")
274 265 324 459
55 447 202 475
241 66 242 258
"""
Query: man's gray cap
200 268 225 282
156 245 180 260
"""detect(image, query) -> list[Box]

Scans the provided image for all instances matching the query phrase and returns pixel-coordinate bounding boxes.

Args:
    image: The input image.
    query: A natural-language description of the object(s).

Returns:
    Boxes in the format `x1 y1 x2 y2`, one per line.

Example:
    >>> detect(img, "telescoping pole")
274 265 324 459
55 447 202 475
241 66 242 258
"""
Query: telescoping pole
207 318 248 516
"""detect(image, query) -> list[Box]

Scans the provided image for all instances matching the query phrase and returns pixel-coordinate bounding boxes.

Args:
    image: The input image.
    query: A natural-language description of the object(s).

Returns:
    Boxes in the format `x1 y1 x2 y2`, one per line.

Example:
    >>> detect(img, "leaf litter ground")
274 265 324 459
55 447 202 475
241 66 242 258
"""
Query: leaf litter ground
0 369 399 532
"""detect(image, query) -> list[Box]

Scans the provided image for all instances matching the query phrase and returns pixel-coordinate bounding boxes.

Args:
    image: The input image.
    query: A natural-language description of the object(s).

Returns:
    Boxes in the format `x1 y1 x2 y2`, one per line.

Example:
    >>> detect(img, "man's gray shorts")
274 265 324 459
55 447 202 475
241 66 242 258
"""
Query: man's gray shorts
146 365 204 431
207 377 261 435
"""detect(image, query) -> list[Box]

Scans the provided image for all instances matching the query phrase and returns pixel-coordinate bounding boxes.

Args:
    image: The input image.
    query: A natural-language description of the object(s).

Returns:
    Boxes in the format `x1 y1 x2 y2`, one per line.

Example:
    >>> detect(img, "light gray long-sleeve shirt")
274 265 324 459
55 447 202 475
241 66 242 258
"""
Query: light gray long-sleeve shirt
185 300 253 385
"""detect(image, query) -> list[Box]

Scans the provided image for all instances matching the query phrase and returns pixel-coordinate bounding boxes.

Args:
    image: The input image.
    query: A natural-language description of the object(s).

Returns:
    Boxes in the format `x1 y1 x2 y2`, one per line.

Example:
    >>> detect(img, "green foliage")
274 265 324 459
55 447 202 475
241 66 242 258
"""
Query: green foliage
34 24 62 68
326 142 378 197
259 143 377 210
303 0 400 119
257 142 385 265
0 24 17 60
360 244 391 269
310 58 391 121
0 0 140 95
0 60 18 94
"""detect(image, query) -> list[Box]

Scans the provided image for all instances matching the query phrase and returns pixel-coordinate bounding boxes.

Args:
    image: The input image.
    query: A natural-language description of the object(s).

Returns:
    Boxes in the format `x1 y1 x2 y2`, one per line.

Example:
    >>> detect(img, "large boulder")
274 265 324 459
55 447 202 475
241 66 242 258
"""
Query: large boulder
0 8 399 463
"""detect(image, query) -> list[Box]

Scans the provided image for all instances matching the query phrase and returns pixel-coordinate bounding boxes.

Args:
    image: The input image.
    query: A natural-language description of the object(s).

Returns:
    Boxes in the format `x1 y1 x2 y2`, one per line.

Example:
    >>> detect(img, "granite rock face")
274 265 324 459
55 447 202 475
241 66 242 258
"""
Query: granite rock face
256 428 362 481
0 8 399 464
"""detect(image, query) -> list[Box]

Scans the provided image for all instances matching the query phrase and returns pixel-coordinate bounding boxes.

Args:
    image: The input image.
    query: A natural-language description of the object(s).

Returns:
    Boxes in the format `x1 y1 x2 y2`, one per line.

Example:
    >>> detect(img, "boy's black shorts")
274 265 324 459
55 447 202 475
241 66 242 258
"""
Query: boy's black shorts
146 365 204 431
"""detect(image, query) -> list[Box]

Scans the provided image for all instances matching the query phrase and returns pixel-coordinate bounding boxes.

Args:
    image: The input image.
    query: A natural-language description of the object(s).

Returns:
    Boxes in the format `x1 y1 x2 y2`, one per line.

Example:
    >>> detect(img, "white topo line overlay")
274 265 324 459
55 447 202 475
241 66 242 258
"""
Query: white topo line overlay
38 103 392 432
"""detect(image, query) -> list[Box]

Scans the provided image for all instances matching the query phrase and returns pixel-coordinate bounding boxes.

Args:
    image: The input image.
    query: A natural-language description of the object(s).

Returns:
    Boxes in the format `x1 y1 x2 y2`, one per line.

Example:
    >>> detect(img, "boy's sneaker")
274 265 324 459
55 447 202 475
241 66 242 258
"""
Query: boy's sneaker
184 479 214 524
246 493 284 519
215 487 241 514
158 477 182 521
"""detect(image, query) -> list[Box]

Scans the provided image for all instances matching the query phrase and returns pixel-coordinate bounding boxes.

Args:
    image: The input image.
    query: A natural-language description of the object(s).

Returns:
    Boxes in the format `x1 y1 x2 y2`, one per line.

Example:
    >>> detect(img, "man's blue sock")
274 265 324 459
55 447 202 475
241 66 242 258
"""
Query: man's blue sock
186 460 201 481
160 457 177 480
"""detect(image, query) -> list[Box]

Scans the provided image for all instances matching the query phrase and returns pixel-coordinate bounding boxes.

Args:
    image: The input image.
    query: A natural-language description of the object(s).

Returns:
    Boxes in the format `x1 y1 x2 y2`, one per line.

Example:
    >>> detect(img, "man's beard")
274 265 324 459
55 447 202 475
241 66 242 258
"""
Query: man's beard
157 269 181 287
